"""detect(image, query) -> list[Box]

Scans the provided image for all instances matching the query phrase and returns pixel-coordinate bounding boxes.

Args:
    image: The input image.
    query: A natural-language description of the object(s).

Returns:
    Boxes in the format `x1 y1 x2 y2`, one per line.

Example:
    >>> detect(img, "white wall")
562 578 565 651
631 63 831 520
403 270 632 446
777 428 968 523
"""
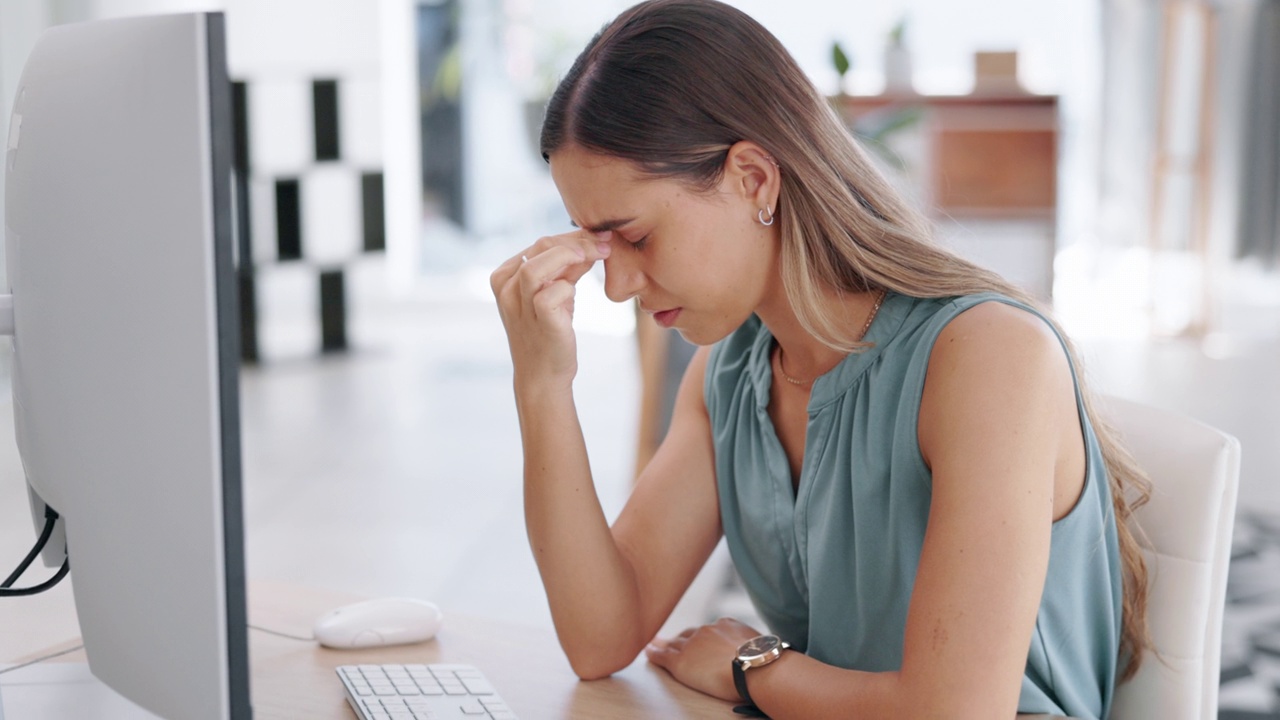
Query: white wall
512 0 1096 101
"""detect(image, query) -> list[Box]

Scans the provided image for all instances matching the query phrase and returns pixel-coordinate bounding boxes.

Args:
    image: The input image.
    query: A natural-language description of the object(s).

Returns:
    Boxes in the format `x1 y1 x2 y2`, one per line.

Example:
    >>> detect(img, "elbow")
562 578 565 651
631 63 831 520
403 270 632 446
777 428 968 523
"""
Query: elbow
563 640 643 681
570 661 618 682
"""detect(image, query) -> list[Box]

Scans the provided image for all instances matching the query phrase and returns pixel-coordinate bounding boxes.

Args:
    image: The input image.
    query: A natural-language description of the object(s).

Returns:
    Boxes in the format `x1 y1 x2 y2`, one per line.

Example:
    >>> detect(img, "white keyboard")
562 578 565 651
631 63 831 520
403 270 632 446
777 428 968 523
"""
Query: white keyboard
336 664 519 720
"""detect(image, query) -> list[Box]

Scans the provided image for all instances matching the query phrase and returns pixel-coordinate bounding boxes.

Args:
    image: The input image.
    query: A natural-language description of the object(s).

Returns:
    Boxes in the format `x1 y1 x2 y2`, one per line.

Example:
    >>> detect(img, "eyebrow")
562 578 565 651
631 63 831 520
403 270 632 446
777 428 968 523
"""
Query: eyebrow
570 217 637 234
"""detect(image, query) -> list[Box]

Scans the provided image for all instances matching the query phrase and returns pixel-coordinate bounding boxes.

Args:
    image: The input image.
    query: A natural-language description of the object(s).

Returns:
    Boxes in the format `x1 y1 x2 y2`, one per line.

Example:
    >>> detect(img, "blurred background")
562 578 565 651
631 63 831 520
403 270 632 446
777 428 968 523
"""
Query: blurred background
1 0 1278 715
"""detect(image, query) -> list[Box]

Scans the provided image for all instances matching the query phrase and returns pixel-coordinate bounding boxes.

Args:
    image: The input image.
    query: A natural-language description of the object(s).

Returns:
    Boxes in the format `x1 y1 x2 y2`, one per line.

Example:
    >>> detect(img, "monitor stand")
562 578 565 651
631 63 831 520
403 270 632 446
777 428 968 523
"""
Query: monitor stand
0 663 161 719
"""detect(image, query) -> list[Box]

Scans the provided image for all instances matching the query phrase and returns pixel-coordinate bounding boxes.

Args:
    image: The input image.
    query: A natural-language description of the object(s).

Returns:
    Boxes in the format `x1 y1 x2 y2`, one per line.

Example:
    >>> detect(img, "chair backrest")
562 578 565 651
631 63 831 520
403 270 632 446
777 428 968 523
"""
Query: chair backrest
1103 396 1241 720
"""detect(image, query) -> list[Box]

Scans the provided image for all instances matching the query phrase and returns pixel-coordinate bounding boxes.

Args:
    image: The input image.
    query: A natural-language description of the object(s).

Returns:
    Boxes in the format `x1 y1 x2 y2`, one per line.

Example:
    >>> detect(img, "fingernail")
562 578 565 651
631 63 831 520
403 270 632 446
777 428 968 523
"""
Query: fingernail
596 241 611 257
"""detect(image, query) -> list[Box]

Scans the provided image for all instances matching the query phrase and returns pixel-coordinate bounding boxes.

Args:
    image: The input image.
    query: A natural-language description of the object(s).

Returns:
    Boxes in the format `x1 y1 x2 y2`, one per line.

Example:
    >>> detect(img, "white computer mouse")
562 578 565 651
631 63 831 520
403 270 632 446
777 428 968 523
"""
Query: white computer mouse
313 597 444 649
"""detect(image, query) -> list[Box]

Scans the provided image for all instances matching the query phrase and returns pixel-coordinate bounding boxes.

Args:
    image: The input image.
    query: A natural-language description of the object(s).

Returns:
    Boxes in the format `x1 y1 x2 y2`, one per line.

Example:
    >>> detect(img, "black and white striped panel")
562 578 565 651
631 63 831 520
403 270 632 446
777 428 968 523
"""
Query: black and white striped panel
230 74 384 361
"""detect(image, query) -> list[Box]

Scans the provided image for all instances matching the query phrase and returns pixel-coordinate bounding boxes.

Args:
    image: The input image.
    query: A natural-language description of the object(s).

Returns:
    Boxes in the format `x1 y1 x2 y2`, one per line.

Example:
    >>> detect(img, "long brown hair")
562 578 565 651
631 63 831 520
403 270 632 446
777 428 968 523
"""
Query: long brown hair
541 0 1152 680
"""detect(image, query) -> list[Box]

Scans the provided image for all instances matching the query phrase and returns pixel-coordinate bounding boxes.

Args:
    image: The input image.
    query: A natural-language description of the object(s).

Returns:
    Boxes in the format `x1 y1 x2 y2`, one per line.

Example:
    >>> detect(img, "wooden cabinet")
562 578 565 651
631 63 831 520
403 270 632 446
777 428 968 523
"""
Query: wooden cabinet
838 93 1058 218
837 93 1059 298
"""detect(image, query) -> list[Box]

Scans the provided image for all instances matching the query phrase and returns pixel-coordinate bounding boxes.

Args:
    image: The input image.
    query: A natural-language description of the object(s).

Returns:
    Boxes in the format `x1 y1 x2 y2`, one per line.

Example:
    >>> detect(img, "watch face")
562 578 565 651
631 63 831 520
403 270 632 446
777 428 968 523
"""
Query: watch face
739 635 781 661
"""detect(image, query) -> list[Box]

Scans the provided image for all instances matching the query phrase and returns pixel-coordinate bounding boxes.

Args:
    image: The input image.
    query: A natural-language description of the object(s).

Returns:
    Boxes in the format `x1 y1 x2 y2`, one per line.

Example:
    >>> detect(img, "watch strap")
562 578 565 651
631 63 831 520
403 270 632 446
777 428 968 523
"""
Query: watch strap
732 657 752 704
732 667 770 720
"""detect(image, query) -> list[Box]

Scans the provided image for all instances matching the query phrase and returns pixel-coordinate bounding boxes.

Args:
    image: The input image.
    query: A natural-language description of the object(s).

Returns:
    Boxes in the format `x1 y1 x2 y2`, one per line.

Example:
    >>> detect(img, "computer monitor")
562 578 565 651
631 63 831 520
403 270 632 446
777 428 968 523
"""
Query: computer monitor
3 12 250 720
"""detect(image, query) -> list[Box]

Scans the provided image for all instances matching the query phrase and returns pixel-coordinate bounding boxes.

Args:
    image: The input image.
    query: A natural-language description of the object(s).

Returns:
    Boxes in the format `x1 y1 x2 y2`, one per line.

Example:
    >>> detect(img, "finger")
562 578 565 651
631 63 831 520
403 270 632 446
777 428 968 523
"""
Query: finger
538 229 611 260
714 617 753 635
675 627 698 641
644 641 677 668
557 248 606 288
531 279 576 321
489 252 527 297
558 234 612 286
526 230 610 265
491 232 582 297
518 245 589 296
496 246 575 318
651 633 689 651
494 230 610 308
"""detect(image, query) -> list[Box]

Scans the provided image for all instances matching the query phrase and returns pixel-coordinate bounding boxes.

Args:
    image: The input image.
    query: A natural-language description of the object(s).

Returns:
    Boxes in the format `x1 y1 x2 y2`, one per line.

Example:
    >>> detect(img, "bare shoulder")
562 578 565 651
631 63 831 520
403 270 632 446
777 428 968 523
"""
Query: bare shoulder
928 300 1069 383
936 300 1061 353
919 300 1076 462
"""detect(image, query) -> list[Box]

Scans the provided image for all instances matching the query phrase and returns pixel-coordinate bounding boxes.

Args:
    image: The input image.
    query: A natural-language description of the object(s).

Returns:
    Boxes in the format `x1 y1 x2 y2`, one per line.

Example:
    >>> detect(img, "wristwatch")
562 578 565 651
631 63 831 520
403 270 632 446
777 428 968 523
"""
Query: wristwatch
731 634 790 710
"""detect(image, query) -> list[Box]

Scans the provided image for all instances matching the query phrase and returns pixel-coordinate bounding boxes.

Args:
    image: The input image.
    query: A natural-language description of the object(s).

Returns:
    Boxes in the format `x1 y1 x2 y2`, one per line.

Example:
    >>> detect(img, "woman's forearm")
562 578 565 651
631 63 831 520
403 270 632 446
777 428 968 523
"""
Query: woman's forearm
516 383 648 678
747 651 902 719
747 649 1021 720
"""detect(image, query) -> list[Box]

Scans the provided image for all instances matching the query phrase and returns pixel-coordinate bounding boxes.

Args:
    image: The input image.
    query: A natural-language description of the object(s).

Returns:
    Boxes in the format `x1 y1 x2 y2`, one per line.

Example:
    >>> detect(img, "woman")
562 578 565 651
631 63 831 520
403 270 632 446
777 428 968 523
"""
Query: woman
490 1 1151 717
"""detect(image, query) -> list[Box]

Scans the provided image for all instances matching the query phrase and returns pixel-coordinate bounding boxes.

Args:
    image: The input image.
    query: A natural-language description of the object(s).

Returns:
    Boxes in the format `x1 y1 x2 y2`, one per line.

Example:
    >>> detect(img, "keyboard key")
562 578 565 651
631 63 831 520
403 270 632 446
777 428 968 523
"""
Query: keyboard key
339 663 516 720
460 677 495 695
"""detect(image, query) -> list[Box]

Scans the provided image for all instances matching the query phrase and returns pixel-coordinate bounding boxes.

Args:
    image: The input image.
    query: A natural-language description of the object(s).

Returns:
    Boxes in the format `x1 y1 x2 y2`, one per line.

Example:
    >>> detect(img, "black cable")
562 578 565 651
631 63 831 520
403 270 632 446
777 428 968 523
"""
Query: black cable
2 506 59 589
0 558 70 597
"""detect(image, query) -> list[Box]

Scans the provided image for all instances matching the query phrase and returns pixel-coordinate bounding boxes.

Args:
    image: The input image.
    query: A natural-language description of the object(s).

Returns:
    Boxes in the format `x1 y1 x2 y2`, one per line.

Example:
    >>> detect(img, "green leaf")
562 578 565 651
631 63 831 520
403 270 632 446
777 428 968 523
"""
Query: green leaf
832 41 850 77
889 16 908 47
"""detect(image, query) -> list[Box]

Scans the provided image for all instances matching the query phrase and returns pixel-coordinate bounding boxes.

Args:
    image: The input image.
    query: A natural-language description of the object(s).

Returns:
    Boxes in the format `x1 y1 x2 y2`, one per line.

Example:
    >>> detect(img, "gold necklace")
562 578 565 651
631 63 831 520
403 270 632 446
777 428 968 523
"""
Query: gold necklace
775 289 886 387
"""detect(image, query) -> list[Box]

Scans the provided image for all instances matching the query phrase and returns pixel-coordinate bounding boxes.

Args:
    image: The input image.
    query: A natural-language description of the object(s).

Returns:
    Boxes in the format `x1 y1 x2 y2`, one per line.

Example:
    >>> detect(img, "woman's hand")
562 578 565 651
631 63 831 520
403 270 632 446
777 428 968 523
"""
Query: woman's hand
644 617 762 702
490 231 611 392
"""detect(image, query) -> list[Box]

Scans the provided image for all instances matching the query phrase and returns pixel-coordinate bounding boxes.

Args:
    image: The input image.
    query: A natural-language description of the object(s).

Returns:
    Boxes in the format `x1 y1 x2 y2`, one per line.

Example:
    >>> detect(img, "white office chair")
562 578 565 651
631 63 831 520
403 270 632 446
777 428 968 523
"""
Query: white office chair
1103 396 1241 720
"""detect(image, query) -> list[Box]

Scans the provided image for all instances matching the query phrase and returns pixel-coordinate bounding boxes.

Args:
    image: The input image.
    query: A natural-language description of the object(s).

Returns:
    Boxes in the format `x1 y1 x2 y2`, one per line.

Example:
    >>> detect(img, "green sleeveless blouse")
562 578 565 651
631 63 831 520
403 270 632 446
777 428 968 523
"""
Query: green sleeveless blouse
704 292 1121 719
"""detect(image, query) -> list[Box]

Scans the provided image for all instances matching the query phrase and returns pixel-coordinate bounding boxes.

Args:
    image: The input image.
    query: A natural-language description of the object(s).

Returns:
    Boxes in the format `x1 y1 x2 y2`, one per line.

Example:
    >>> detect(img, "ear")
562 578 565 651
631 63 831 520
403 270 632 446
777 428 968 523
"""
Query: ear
723 141 780 214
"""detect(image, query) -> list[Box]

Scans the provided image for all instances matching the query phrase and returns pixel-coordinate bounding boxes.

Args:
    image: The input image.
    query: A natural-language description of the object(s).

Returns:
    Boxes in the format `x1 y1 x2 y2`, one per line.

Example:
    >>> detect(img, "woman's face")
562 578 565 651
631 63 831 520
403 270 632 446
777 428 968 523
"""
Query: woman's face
548 144 779 346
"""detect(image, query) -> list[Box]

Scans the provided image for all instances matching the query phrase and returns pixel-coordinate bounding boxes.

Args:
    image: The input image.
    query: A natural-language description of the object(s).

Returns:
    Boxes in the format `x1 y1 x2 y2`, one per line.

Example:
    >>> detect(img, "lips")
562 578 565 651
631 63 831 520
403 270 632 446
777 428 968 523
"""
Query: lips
653 308 682 328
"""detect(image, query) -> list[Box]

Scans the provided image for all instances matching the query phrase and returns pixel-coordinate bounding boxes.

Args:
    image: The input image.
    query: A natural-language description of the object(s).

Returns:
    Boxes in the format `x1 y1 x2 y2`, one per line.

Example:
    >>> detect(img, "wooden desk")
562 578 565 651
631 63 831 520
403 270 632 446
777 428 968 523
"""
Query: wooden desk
6 581 1078 719
3 582 732 719
246 582 732 719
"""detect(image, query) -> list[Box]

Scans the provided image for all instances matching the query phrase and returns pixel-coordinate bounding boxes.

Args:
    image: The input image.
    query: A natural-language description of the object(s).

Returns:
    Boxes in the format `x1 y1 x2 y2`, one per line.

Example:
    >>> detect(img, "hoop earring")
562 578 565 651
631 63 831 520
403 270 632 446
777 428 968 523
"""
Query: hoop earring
757 207 775 226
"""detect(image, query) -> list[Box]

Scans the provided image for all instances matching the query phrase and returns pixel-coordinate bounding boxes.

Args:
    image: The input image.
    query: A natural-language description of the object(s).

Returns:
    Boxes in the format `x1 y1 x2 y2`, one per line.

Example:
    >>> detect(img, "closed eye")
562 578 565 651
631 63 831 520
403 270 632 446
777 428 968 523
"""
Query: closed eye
630 234 650 251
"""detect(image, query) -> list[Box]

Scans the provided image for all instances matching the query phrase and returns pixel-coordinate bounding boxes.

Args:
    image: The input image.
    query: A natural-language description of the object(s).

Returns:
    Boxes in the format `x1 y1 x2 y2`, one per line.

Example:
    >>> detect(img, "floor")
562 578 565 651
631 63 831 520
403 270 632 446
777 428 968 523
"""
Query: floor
2 233 1279 715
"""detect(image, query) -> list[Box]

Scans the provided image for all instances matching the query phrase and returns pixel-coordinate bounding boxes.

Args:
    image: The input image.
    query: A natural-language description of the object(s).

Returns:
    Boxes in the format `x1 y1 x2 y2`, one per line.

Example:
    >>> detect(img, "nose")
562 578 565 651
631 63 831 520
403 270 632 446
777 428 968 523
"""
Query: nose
602 249 646 304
